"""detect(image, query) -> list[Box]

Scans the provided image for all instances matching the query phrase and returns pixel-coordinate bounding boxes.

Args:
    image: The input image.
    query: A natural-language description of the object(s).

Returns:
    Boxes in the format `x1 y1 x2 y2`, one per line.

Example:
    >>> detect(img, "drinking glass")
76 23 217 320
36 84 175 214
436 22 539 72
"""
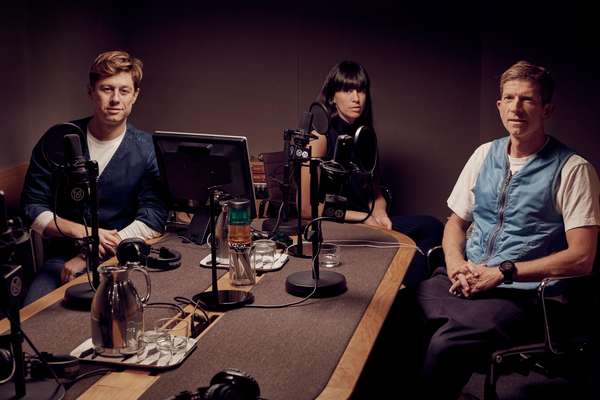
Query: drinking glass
319 243 340 268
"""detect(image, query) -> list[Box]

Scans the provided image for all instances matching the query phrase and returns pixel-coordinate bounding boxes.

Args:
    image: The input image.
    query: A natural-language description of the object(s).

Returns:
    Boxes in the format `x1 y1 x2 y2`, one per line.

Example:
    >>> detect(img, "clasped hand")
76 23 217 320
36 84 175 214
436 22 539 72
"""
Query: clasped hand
447 260 501 298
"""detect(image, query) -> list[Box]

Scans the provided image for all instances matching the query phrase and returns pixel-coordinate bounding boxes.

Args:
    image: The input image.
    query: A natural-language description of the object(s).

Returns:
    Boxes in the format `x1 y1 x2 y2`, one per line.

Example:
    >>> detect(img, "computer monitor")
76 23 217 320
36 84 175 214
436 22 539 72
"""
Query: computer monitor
153 131 256 244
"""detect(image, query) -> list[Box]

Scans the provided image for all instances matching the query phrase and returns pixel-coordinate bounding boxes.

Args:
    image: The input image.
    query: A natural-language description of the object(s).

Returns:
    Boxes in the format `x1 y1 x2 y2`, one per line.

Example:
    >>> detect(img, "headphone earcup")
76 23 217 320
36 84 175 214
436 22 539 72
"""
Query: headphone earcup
0 347 13 381
203 382 234 400
116 238 150 265
147 246 181 270
209 368 260 400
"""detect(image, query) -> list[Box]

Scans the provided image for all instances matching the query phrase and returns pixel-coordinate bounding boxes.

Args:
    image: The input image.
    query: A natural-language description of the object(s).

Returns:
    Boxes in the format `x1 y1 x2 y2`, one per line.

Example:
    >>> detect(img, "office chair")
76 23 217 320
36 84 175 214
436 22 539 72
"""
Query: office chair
426 236 600 400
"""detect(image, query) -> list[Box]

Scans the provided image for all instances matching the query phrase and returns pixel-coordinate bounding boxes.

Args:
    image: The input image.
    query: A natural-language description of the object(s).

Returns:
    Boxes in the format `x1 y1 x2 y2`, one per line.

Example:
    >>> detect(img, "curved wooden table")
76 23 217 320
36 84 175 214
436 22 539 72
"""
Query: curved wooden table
1 226 415 400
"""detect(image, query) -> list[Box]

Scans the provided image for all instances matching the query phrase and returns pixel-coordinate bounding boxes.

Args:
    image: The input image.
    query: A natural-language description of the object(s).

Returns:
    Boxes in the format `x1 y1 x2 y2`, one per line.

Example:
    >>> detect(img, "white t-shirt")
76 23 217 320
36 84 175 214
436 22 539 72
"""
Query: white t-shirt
447 140 600 231
32 128 160 241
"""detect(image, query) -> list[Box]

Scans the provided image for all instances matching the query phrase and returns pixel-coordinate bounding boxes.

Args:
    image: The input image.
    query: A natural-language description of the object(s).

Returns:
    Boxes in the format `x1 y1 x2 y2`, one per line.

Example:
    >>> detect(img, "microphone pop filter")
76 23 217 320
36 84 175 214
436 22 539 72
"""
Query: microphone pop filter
41 122 85 171
309 102 329 134
354 126 377 174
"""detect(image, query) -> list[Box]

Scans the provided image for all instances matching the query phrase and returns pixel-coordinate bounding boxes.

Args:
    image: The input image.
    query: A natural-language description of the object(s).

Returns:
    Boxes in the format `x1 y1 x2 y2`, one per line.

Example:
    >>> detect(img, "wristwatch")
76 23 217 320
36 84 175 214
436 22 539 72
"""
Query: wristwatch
498 260 516 284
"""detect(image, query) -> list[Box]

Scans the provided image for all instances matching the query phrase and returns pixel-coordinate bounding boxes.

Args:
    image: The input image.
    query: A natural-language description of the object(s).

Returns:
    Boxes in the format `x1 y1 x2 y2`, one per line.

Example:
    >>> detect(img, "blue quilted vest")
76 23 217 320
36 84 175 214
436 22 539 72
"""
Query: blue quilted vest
466 136 574 289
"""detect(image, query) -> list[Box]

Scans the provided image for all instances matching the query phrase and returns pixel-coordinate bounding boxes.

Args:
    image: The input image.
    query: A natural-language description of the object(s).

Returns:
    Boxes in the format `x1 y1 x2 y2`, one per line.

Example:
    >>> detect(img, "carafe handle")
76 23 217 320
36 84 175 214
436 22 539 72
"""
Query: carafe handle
130 264 151 303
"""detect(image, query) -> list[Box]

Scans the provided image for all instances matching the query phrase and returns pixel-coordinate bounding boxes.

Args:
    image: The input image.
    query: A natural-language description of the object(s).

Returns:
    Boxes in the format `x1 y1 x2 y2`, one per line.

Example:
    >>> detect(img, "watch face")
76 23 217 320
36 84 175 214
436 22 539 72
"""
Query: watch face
499 260 515 283
500 260 514 272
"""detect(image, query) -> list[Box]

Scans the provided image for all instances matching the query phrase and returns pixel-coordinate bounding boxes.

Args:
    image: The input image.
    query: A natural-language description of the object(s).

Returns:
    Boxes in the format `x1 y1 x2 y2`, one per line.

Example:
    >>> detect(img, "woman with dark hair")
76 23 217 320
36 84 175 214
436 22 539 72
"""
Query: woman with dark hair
303 60 443 287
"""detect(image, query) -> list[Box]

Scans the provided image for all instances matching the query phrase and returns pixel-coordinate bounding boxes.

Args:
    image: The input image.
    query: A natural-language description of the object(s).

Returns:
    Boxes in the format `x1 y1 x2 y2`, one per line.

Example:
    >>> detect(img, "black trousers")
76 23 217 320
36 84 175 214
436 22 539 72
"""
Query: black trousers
415 268 541 400
391 214 443 288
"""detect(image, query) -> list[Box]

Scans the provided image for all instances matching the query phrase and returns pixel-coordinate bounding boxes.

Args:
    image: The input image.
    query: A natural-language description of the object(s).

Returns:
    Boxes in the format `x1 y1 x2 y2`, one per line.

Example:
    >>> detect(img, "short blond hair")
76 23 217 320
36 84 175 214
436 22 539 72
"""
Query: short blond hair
500 60 554 105
89 50 143 90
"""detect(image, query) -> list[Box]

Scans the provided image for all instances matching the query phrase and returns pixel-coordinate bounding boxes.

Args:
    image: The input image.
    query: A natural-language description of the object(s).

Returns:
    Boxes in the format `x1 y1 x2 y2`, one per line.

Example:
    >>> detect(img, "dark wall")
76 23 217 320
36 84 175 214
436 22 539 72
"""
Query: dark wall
1 1 598 220
1 1 127 170
479 2 600 173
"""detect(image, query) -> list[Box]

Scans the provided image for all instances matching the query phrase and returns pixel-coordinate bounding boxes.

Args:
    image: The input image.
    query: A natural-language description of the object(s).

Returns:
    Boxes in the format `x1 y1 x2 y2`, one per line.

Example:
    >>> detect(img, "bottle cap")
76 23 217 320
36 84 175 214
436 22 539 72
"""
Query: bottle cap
227 198 250 225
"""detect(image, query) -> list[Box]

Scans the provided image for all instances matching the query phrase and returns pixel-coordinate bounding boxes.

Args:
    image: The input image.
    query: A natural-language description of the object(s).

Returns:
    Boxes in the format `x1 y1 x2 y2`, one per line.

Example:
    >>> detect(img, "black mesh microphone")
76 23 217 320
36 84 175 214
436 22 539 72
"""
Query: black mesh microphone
63 134 89 202
332 135 354 166
318 136 354 221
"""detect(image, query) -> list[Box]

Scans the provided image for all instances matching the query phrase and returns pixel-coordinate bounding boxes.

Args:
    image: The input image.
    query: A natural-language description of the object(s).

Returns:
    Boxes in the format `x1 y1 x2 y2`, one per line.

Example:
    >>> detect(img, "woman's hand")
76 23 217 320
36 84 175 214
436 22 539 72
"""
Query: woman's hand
365 211 392 229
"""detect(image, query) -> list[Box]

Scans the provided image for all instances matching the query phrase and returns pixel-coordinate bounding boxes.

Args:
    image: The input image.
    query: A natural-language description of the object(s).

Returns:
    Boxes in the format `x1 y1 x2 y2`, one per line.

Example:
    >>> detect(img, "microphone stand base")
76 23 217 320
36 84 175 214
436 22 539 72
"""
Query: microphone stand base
192 290 254 312
285 270 347 298
0 378 65 400
63 283 94 310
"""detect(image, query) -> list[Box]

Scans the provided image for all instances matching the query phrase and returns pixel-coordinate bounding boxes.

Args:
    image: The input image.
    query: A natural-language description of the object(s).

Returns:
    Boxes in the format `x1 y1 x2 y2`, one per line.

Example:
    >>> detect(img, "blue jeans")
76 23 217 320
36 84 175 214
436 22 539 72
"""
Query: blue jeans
391 215 443 288
23 256 69 305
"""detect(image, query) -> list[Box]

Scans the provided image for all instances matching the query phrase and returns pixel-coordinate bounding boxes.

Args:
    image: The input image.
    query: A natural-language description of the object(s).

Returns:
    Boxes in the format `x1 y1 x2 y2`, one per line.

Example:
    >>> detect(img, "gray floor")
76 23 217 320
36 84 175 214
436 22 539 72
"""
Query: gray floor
464 372 578 400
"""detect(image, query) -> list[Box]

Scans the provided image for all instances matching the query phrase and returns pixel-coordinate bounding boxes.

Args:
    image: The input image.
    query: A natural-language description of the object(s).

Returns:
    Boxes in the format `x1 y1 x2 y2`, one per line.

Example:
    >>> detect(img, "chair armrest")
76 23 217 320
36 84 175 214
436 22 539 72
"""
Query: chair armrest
380 185 392 213
426 245 445 276
537 273 598 354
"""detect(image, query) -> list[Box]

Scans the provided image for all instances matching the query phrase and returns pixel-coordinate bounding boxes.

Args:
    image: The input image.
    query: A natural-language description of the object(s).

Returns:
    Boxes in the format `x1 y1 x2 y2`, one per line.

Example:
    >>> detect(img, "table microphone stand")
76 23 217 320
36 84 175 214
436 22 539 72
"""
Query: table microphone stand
262 129 298 235
193 183 253 311
1 263 65 400
285 159 347 297
287 132 311 259
63 160 100 310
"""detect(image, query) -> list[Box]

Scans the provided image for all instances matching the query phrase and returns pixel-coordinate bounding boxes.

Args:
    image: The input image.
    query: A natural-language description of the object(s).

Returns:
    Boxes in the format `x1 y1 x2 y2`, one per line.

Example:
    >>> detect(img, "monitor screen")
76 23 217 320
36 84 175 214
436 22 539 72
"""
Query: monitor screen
153 131 256 243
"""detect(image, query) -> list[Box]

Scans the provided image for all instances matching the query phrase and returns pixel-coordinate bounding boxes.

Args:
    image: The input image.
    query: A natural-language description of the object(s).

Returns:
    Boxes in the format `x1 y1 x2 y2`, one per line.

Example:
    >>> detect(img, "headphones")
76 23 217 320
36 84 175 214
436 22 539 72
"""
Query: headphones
203 369 260 400
168 368 260 400
28 352 80 381
116 238 182 271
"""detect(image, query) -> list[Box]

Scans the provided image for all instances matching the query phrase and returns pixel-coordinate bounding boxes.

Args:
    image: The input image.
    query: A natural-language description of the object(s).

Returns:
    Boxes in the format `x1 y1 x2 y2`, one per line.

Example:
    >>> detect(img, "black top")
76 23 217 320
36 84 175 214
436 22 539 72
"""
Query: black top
323 116 379 213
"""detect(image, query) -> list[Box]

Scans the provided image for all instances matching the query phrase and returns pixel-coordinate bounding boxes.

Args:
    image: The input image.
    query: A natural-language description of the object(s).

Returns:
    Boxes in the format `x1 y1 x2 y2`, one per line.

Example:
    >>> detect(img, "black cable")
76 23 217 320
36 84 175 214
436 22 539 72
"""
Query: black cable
172 297 210 323
5 315 66 395
301 172 377 241
197 263 228 271
266 162 296 237
244 242 320 309
68 368 112 384
80 215 96 292
52 182 70 239
145 302 186 317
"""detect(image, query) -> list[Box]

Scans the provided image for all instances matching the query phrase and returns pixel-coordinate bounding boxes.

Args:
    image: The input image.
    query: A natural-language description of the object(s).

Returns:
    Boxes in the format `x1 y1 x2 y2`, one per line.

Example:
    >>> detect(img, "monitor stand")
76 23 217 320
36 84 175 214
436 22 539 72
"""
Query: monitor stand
185 210 211 245
261 217 304 236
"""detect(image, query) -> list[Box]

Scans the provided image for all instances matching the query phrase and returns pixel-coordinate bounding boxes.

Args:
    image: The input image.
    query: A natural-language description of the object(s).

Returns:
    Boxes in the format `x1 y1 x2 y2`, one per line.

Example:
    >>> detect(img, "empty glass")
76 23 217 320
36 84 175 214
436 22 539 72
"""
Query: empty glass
150 317 190 365
251 239 277 271
155 317 189 350
137 328 171 364
319 243 340 268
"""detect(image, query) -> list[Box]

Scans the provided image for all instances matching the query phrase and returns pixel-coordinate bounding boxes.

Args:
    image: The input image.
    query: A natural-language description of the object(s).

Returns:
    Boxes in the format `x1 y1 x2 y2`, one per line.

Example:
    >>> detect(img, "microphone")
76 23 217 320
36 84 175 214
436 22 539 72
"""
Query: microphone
319 135 354 221
318 127 376 222
63 134 89 203
332 135 354 167
297 111 319 141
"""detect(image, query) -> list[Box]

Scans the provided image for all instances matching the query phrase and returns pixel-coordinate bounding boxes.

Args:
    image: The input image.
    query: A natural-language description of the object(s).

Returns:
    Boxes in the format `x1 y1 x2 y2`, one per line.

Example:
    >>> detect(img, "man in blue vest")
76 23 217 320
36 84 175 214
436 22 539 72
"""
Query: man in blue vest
21 51 168 304
417 60 600 399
